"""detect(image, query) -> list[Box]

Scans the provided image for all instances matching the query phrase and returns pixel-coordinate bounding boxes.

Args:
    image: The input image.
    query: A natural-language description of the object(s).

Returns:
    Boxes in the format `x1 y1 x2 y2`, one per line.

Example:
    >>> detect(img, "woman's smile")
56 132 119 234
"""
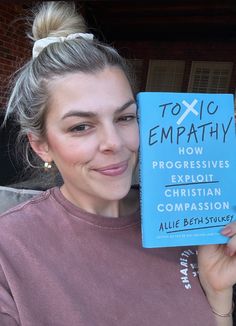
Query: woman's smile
93 160 129 176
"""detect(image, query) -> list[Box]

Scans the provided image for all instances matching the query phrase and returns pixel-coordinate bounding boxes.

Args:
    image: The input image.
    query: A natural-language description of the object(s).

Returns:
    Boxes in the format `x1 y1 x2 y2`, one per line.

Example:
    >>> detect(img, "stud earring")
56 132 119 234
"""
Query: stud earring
44 162 52 169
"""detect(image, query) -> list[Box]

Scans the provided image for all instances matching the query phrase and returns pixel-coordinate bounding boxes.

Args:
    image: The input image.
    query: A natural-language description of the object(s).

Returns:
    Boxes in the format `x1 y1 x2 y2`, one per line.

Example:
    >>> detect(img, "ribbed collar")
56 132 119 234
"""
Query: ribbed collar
50 187 140 229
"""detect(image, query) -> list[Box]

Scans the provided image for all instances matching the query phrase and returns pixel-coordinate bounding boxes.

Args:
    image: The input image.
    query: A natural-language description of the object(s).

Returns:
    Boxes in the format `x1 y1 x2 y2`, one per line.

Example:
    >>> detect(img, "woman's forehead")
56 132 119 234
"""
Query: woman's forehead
47 67 134 116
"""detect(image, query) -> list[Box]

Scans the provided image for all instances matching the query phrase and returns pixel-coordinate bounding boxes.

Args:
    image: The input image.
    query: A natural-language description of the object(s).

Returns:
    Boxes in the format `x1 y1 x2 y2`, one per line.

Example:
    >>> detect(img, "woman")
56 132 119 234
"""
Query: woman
0 2 236 325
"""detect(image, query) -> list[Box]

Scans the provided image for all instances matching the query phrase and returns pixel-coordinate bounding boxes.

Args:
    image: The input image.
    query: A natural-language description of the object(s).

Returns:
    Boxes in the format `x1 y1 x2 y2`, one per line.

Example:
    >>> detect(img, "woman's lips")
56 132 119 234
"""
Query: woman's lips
94 161 128 176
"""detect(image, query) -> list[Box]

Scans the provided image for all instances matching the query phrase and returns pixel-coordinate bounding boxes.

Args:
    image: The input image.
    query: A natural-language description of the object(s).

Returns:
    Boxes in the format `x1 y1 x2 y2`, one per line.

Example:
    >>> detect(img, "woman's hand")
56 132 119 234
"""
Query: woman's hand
198 222 236 325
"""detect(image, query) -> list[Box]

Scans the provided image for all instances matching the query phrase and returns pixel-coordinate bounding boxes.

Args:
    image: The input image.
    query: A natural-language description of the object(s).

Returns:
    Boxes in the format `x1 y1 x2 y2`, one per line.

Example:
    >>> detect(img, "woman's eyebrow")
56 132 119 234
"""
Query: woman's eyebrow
61 99 136 120
61 111 96 120
116 99 137 113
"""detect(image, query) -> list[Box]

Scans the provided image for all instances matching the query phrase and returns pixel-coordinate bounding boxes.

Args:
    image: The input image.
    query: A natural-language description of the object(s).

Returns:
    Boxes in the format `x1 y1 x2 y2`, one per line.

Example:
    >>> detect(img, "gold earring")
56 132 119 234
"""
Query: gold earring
44 162 52 169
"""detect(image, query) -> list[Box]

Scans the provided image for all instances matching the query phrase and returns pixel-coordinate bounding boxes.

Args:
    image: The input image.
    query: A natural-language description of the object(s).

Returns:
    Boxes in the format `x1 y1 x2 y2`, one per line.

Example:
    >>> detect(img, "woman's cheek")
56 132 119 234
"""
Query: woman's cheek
130 125 140 150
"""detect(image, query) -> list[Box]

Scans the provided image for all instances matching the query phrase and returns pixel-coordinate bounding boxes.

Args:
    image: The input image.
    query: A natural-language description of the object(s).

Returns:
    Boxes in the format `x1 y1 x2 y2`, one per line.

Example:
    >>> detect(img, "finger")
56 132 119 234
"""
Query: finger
221 222 236 237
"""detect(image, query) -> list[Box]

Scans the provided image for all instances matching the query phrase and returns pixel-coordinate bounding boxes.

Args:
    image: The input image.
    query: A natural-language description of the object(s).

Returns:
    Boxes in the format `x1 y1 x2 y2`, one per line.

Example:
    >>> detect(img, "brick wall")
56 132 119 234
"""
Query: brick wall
0 3 32 185
0 3 31 112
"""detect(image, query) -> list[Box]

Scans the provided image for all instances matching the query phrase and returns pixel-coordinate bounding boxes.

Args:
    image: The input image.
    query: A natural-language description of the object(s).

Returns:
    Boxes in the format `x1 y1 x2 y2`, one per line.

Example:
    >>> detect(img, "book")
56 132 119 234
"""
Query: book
137 92 236 248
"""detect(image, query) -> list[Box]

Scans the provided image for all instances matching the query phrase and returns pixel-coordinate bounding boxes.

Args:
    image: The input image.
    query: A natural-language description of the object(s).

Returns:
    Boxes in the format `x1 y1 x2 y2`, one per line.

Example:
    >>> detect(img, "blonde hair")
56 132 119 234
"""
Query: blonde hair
31 2 86 40
5 1 135 168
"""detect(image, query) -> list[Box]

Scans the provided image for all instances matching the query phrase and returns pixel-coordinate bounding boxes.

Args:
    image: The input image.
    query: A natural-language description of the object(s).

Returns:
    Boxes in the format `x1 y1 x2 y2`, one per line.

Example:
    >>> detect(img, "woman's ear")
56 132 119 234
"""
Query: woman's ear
27 133 52 163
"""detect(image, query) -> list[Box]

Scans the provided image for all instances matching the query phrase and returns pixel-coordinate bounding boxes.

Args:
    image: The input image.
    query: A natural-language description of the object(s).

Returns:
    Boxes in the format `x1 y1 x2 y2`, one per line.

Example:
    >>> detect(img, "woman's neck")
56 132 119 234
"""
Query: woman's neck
60 184 139 217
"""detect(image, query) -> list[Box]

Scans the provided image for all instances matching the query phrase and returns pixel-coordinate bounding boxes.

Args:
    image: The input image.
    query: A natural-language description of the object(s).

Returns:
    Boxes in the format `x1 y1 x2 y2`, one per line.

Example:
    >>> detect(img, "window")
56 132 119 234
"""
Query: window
145 60 185 92
188 61 233 93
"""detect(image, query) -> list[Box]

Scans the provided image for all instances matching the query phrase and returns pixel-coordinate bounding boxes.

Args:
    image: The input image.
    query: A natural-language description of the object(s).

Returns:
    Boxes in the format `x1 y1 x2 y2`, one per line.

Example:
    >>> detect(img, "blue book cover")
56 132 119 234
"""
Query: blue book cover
137 92 236 248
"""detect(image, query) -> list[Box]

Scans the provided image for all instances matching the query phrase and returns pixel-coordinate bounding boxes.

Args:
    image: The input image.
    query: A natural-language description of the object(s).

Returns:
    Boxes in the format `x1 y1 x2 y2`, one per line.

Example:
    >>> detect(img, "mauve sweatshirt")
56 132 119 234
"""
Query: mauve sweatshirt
0 187 216 325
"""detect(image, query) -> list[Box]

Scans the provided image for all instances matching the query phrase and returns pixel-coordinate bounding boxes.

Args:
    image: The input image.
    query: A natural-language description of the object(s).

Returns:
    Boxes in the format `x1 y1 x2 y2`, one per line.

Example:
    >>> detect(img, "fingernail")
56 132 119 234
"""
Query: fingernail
221 226 233 236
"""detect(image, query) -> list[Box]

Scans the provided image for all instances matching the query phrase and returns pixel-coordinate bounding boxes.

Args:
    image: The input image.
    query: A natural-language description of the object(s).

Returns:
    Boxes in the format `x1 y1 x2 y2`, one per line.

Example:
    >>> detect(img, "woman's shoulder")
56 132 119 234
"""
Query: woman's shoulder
0 185 43 215
0 187 55 223
0 187 60 248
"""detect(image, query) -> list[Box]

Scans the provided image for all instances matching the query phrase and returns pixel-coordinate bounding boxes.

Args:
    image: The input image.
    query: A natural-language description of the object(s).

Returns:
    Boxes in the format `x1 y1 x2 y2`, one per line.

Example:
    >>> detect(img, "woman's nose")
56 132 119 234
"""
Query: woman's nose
99 124 123 153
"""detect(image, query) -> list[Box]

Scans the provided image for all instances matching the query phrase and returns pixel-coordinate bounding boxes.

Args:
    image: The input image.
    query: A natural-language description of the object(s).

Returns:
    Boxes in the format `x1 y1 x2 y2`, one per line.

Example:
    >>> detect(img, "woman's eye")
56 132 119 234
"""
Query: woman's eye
69 124 92 133
118 115 137 122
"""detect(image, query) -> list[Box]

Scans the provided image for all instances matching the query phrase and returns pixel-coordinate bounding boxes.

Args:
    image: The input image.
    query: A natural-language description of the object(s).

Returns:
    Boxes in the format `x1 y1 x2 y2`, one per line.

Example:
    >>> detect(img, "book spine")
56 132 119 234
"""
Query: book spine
137 93 149 248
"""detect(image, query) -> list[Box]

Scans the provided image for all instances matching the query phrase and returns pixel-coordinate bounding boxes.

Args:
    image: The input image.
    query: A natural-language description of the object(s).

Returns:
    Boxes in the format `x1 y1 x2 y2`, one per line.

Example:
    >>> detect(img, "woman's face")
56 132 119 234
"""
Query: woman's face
36 66 139 210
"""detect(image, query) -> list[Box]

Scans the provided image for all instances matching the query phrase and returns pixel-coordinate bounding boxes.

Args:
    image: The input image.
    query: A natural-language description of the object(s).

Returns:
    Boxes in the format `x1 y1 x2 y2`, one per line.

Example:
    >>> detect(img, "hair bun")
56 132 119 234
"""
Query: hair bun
31 1 86 41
